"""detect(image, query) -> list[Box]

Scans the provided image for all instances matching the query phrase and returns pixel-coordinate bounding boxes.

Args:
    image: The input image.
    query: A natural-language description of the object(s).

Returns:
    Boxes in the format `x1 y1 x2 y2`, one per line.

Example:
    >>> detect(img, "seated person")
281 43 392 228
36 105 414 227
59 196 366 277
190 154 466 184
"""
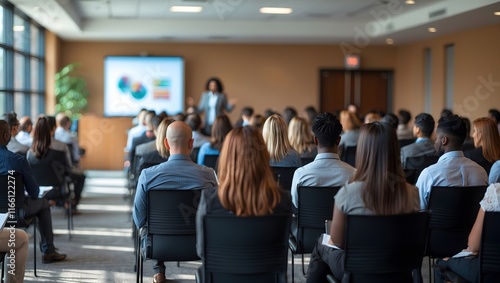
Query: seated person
54 113 81 165
400 113 437 169
263 115 301 167
16 116 34 147
136 118 173 172
197 115 232 166
464 117 500 174
288 117 317 158
3 112 29 155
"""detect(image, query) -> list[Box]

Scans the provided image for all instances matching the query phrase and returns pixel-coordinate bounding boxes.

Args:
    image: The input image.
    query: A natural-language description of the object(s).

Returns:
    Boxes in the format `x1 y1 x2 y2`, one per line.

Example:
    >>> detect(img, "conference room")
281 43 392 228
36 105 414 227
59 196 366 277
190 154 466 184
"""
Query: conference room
1 0 500 282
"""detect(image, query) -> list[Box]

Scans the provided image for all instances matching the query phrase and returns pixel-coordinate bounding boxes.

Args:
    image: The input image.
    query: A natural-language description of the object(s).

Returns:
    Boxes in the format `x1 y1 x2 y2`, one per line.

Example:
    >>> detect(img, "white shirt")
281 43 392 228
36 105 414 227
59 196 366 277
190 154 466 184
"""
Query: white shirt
15 131 33 147
416 150 488 209
54 127 80 162
207 93 218 125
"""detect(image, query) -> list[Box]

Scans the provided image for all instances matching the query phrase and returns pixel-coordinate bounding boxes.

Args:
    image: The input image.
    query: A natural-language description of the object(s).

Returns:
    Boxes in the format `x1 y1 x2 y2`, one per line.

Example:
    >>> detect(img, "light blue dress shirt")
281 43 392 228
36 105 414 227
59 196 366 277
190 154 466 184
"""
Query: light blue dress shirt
416 150 488 209
197 142 220 166
489 160 500 184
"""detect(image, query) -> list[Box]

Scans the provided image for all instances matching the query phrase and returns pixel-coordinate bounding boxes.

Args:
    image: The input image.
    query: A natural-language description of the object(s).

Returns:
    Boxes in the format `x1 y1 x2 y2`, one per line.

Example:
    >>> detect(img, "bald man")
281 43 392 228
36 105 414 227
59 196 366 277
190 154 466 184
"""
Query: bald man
132 121 218 283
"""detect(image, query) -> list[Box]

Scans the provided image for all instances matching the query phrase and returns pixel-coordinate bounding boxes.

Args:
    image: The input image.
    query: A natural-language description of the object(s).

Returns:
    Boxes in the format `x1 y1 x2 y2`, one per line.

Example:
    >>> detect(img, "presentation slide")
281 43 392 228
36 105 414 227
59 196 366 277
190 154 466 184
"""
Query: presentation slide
104 56 184 117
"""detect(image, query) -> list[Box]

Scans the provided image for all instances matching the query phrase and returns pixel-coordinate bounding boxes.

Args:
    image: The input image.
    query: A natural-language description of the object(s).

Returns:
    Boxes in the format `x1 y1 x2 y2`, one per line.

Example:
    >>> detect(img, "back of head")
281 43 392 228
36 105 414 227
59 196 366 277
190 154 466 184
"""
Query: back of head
241 107 254 118
217 126 280 216
398 109 411 125
262 114 291 161
249 114 265 129
210 115 233 151
354 122 408 215
382 113 399 130
440 108 453 118
151 115 163 133
47 116 57 132
288 117 314 154
165 120 190 155
137 109 148 125
488 108 500 124
364 111 382 124
3 112 18 129
473 117 500 163
340 110 361 131
19 116 33 132
437 114 467 148
156 118 174 158
414 113 435 138
185 113 202 131
312 112 343 148
32 116 52 159
144 111 156 131
303 106 318 125
283 107 298 125
462 117 471 138
0 120 10 145
56 113 70 128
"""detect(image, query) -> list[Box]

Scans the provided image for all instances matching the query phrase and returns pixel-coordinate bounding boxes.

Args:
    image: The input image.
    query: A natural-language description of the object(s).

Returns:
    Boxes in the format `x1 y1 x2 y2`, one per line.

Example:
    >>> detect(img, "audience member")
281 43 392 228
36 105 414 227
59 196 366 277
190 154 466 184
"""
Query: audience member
196 126 292 258
133 121 217 283
249 114 265 131
288 117 317 158
400 113 436 168
185 113 210 148
434 183 500 283
291 112 356 208
135 115 163 158
3 112 29 155
363 111 382 124
464 117 500 174
440 108 453 118
54 113 81 164
234 106 254 127
264 108 277 119
397 109 413 140
0 228 29 283
488 108 500 133
338 110 362 158
382 113 399 130
461 117 475 151
197 115 232 166
128 110 156 165
303 106 318 128
0 119 67 263
262 114 301 167
416 115 488 209
137 118 173 172
16 116 33 146
283 106 298 125
191 77 236 135
489 161 500 184
126 108 148 152
306 122 419 282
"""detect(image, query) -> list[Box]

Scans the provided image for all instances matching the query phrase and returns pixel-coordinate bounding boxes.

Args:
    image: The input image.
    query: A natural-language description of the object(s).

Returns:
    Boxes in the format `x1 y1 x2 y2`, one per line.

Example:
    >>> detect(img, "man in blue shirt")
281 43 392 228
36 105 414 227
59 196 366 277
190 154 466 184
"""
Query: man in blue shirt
0 120 66 263
133 121 218 283
416 115 488 209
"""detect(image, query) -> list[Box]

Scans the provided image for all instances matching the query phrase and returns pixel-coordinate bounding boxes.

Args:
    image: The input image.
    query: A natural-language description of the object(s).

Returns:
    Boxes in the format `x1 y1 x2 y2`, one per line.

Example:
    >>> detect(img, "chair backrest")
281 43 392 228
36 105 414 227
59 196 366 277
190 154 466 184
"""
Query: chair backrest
480 211 500 283
271 166 298 191
203 154 219 171
341 146 356 167
398 138 416 149
190 147 200 164
426 185 487 258
30 150 68 187
404 155 439 184
0 172 27 225
202 213 291 283
296 186 341 252
343 212 429 283
144 189 202 261
300 157 315 166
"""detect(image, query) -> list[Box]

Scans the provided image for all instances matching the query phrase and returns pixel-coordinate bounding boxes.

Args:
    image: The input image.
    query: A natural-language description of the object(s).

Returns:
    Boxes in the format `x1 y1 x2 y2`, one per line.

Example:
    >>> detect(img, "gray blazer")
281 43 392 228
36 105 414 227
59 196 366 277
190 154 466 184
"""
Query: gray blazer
7 137 29 156
198 91 234 124
400 139 436 168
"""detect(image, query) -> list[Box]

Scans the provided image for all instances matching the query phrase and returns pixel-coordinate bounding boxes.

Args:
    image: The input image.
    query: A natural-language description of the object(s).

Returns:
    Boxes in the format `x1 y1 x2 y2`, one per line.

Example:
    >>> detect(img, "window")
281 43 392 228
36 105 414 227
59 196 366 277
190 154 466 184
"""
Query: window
0 1 45 117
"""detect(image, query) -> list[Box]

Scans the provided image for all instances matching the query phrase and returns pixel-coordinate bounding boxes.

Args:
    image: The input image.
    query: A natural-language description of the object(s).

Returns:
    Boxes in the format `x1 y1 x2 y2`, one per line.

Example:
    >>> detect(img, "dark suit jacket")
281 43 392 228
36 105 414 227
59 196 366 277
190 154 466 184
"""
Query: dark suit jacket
400 139 437 169
464 147 493 174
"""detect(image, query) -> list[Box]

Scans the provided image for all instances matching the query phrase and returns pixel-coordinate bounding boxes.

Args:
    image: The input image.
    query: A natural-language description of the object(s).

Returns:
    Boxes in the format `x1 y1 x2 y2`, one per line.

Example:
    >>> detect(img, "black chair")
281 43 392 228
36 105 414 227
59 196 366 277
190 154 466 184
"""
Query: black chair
425 185 488 282
190 147 201 164
196 213 291 283
404 155 439 184
327 211 429 283
271 166 298 191
203 154 219 171
0 173 38 277
136 189 202 283
398 138 416 149
0 252 6 283
340 146 356 167
289 186 341 282
480 211 500 282
300 157 315 166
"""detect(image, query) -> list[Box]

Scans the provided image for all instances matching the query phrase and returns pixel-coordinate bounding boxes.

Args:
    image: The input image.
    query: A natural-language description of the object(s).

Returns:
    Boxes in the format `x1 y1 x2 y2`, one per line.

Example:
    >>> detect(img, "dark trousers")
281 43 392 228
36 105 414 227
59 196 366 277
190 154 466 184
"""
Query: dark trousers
434 257 479 283
24 198 56 254
70 171 86 206
306 237 345 283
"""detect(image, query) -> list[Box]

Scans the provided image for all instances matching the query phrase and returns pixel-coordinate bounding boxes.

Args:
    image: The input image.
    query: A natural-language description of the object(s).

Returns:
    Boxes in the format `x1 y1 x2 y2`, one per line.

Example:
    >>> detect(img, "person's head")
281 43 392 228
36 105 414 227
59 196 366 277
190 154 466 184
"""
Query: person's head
364 111 382 124
440 108 453 118
472 117 500 163
303 106 318 127
217 126 281 217
136 108 148 126
18 116 33 133
249 114 265 130
241 107 254 121
3 112 19 135
398 109 411 126
0 120 11 146
205 77 224 93
488 109 500 124
354 122 408 215
210 115 233 151
185 113 203 131
462 117 472 139
347 104 358 114
435 115 467 155
155 118 174 158
165 121 193 156
264 109 276 119
31 116 52 159
312 112 343 152
46 116 57 136
283 106 298 125
413 113 435 138
151 115 163 135
382 113 399 130
339 110 362 131
144 110 156 131
262 114 292 162
56 112 71 130
288 117 314 155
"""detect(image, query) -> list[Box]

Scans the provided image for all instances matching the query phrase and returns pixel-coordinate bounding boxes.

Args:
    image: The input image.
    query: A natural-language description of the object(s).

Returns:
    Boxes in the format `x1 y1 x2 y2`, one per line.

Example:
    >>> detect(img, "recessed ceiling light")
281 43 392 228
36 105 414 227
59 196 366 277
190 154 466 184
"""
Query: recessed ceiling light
386 38 394 45
494 11 500 16
428 27 437 33
406 0 415 4
170 6 202 13
259 7 293 15
13 26 25 32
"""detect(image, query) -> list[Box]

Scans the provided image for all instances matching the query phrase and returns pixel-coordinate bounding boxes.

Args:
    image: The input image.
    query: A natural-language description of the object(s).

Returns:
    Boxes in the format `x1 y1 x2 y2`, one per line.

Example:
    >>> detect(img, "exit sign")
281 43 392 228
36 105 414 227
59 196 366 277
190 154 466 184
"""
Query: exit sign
345 54 360 70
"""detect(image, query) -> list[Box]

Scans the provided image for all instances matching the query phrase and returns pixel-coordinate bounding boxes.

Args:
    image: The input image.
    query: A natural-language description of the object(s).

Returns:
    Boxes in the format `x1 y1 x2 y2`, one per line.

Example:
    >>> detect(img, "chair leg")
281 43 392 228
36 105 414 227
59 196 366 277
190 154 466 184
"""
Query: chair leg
34 222 38 277
291 250 295 283
301 253 307 276
136 247 141 283
428 256 432 283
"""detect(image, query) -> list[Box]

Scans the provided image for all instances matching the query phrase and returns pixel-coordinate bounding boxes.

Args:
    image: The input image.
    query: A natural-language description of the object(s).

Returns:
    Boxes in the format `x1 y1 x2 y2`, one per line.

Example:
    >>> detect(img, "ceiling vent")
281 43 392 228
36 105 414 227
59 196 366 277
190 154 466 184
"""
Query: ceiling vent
429 9 446 19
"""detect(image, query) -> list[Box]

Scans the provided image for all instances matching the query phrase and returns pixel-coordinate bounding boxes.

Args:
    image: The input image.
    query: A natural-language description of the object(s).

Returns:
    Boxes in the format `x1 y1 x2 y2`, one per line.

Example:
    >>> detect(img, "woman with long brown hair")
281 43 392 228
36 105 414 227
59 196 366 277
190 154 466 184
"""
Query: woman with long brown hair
197 114 232 166
306 122 420 282
196 126 292 257
464 117 500 174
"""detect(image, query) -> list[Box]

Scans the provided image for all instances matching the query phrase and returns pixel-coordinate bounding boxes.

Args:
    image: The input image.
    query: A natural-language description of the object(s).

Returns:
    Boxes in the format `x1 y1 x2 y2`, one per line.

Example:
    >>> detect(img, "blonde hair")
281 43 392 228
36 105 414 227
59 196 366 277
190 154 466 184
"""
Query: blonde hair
262 115 292 162
339 110 362 131
288 117 315 154
217 126 281 216
473 117 500 163
156 118 174 158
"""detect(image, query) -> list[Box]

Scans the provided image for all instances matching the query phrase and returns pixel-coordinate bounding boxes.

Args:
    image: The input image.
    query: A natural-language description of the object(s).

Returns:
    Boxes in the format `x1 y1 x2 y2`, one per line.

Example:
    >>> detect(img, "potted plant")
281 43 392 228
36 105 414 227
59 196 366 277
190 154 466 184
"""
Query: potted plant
54 63 89 120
